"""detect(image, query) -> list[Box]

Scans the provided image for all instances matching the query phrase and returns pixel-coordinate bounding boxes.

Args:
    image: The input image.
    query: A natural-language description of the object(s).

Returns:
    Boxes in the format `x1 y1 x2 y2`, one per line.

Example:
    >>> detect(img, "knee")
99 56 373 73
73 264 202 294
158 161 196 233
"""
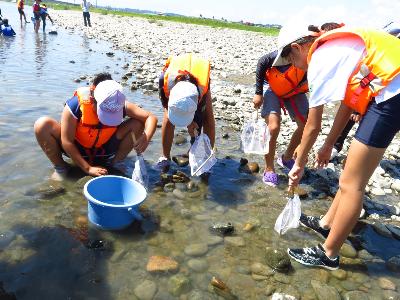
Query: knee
268 123 280 138
34 116 56 135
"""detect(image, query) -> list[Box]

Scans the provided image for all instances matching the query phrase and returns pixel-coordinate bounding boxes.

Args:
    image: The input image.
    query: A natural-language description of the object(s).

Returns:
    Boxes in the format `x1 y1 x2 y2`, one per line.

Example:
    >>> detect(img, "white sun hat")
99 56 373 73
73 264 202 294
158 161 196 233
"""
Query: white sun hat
168 81 199 127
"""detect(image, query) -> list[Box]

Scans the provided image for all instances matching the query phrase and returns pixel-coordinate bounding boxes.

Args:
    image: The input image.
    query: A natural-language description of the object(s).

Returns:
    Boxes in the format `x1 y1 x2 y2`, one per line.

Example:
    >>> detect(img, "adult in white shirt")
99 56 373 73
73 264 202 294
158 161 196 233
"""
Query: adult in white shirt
272 23 400 270
81 0 91 27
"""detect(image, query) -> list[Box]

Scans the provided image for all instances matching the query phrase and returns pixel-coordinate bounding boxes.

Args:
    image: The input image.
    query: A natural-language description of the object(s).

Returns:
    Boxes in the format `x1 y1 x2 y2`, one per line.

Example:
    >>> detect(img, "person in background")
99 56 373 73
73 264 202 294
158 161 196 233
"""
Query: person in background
156 53 215 171
40 3 53 33
1 19 16 36
17 0 29 24
34 72 158 181
81 0 91 27
32 0 41 33
252 22 343 187
275 22 400 270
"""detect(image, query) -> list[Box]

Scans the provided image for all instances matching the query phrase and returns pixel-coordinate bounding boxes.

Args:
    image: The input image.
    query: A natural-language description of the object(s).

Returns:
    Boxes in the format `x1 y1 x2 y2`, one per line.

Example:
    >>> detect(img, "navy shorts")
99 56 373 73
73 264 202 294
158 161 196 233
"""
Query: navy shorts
355 93 400 148
261 88 308 121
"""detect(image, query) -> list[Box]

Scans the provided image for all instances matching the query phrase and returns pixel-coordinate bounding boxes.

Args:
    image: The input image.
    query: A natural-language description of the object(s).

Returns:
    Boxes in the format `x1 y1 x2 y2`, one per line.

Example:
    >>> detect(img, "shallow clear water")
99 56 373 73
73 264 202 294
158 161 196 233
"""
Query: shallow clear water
0 2 399 299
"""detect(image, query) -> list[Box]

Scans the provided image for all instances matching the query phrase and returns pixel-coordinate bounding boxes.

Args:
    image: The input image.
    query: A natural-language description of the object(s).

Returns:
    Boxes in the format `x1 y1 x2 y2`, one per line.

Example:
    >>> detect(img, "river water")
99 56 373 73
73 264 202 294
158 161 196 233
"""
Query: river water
1 2 399 299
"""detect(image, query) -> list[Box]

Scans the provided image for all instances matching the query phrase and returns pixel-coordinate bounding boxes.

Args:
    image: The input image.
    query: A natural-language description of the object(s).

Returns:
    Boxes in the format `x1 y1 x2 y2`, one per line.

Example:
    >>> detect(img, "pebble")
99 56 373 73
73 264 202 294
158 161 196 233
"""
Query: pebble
378 277 397 291
184 243 208 256
340 243 358 258
187 258 209 272
224 236 245 247
146 255 179 273
134 280 158 300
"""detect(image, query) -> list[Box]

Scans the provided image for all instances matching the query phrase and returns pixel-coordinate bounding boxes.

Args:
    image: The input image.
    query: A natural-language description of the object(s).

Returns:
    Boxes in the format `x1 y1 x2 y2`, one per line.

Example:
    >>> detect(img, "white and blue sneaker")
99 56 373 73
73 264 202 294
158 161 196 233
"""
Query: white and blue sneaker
287 244 339 270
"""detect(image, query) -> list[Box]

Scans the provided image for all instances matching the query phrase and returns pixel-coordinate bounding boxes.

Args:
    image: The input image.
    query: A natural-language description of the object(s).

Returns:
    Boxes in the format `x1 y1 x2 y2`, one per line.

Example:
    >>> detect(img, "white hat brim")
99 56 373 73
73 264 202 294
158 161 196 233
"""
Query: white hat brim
98 109 123 126
168 107 194 127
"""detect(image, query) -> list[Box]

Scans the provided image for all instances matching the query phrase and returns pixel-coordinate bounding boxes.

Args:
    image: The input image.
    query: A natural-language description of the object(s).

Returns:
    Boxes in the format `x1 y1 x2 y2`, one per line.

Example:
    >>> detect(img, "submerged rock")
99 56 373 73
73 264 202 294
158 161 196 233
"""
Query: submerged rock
210 277 238 300
27 181 66 199
168 274 191 296
172 154 189 167
134 280 158 300
146 255 179 273
265 248 291 273
209 222 235 236
174 134 187 145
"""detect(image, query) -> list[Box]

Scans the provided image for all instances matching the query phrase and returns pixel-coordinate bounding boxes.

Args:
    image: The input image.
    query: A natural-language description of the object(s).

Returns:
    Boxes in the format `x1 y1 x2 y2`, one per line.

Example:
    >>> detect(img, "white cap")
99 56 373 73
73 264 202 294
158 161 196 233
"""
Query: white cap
94 80 126 126
272 24 319 67
168 81 199 127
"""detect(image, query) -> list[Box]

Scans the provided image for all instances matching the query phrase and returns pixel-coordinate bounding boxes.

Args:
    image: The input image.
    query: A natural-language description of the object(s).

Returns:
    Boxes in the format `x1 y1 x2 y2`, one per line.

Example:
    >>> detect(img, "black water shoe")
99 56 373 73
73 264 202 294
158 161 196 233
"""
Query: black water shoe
299 214 330 239
287 244 339 270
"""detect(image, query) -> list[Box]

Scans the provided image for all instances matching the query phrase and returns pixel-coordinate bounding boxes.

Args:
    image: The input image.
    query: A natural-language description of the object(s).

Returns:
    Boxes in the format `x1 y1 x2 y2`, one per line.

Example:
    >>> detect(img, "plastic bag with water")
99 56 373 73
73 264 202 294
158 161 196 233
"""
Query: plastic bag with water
274 194 301 235
240 112 270 155
131 154 148 190
189 133 217 176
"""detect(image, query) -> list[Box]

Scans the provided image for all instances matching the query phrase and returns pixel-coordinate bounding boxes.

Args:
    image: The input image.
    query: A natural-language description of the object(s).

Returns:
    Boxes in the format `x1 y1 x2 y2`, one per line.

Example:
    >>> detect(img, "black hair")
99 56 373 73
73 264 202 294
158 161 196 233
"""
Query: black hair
281 22 343 58
174 72 198 86
3 18 8 25
92 72 112 86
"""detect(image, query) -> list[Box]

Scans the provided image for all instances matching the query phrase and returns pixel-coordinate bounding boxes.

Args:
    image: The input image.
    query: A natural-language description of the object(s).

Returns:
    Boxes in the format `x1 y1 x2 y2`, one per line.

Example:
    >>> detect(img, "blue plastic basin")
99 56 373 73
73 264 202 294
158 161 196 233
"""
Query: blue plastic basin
83 175 147 230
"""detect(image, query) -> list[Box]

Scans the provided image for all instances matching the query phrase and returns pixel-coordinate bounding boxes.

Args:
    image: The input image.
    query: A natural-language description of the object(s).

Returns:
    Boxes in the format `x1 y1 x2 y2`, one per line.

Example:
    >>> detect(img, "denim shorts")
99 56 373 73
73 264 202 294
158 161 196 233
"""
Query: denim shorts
261 88 308 121
355 93 400 148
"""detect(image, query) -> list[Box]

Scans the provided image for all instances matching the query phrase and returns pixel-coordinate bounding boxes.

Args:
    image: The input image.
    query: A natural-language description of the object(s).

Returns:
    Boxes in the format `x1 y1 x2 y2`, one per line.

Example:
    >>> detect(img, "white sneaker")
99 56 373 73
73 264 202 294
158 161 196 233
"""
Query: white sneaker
330 148 339 160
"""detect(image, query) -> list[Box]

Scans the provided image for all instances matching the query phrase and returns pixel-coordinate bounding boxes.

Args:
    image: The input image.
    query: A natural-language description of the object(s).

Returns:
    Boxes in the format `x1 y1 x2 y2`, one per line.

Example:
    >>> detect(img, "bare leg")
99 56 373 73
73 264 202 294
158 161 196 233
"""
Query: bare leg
34 116 68 168
264 113 280 172
283 117 305 161
323 140 385 257
161 109 175 160
112 118 144 163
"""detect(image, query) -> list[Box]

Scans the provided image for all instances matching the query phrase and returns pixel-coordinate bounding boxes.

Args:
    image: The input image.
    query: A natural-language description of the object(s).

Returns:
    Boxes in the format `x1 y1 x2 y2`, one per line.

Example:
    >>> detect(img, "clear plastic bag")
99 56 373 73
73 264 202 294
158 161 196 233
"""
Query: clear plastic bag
274 194 301 235
241 111 270 155
131 154 149 190
189 133 217 176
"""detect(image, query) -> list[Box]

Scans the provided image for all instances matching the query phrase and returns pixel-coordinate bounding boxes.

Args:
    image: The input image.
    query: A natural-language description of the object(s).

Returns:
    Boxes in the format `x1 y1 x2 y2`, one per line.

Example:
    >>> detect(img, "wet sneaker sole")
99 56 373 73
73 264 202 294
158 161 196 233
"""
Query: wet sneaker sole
287 249 339 271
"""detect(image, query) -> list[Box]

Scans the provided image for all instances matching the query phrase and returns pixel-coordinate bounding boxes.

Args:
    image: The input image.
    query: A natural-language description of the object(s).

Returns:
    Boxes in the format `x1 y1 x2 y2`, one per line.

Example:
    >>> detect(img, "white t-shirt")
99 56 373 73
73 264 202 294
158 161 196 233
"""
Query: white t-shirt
308 36 400 108
82 0 90 12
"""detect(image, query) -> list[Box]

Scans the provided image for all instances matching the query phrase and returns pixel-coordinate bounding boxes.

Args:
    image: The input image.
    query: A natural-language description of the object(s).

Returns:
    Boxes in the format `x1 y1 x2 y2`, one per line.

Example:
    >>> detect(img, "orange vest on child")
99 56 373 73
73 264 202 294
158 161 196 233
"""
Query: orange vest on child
265 66 308 99
74 87 117 149
162 53 210 101
308 28 400 115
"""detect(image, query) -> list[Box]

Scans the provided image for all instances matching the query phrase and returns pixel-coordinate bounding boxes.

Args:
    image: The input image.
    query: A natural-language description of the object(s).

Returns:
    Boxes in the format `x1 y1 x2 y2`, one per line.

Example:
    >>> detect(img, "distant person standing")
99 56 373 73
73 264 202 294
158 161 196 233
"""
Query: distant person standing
17 0 29 24
33 0 41 33
81 0 91 27
40 3 53 33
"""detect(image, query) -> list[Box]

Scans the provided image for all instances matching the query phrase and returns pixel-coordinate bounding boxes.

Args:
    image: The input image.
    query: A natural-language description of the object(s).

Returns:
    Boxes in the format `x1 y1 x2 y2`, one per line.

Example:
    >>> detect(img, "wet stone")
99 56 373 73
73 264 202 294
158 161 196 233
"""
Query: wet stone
168 274 191 296
172 189 185 200
311 280 341 300
146 255 179 273
340 243 358 258
207 235 223 246
187 258 208 272
372 222 393 238
331 269 347 280
341 280 359 291
265 248 291 273
273 273 290 284
74 176 94 191
343 291 370 300
383 290 400 300
386 255 400 273
172 154 189 167
386 224 400 240
29 181 66 199
250 262 274 277
0 231 16 250
378 277 397 291
163 183 175 193
224 236 245 247
209 222 234 236
134 280 157 300
184 243 208 257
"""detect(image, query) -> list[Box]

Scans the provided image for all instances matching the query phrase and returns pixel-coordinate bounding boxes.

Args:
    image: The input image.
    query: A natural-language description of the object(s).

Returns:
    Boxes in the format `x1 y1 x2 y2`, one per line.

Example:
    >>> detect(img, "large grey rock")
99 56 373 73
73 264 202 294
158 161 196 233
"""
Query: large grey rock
386 255 400 273
134 280 158 300
184 243 208 257
265 248 291 273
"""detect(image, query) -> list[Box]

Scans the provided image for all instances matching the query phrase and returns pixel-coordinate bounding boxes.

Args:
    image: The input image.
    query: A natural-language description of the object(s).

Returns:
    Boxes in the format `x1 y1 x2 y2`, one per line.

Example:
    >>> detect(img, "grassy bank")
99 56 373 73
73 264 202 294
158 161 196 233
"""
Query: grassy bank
6 0 278 35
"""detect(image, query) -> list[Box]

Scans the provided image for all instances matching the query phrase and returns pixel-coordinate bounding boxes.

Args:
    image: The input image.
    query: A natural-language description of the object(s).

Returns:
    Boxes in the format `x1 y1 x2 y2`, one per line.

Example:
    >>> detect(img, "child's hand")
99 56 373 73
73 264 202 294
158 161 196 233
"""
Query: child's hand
252 94 263 109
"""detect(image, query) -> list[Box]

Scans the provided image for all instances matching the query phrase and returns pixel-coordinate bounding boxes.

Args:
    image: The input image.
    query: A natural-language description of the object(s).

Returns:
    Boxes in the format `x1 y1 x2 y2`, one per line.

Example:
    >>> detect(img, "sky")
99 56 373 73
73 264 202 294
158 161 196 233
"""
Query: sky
69 0 398 28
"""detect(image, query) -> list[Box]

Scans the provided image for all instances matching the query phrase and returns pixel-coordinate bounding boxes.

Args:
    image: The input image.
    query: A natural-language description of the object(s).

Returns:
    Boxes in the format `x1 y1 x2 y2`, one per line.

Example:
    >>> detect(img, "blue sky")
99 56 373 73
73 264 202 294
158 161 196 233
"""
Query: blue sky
71 0 397 28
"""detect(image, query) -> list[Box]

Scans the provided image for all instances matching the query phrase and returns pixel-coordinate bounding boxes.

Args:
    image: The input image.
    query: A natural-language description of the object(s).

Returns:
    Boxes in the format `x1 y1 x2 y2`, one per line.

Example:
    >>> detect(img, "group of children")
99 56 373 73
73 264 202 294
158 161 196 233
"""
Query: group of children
33 21 400 271
1 0 54 37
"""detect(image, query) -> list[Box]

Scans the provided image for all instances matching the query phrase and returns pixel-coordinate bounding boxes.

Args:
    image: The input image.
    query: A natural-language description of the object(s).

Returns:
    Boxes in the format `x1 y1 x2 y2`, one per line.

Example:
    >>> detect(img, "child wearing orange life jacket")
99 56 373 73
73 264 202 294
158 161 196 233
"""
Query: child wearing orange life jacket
280 23 400 269
34 72 158 181
252 22 343 187
17 0 29 24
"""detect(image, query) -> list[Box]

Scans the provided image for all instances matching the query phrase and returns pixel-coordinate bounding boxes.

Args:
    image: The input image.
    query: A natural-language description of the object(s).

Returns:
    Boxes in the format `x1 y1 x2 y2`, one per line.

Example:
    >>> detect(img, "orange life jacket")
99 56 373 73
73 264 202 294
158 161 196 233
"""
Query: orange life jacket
17 0 24 9
265 66 308 99
74 87 117 149
308 28 400 115
162 53 210 102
